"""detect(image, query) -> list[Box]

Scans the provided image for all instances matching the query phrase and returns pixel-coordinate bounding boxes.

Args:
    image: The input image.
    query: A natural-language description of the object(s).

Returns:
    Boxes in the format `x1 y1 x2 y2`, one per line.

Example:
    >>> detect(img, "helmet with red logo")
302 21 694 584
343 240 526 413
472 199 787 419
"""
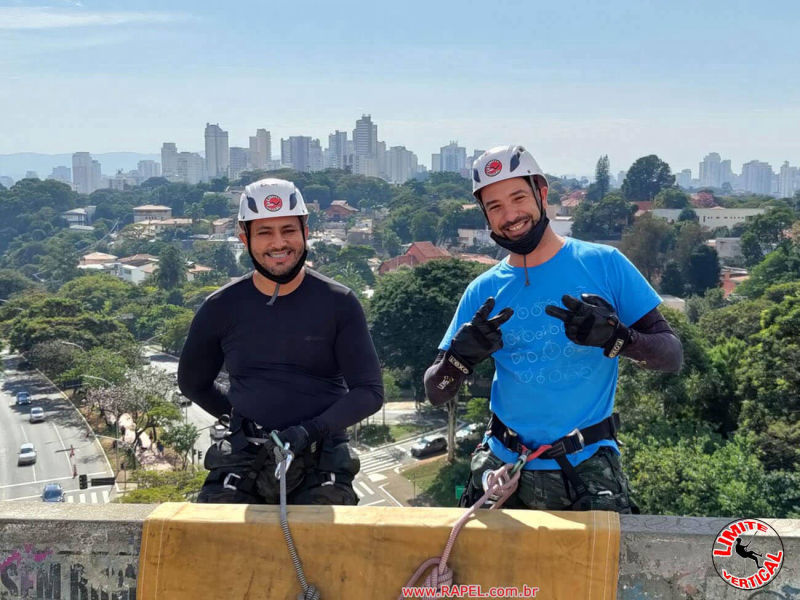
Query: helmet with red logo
471 145 548 202
238 178 308 223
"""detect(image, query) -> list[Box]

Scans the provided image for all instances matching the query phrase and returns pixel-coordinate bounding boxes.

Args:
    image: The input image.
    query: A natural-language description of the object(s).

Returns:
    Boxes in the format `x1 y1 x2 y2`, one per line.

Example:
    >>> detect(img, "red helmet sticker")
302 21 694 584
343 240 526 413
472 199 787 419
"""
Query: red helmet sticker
485 159 503 177
264 195 283 212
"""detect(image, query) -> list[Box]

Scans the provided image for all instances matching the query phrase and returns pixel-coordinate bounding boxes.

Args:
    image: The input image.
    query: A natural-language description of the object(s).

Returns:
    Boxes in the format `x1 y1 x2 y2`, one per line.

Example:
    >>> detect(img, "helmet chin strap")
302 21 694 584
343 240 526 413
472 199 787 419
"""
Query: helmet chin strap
484 180 549 286
244 218 308 305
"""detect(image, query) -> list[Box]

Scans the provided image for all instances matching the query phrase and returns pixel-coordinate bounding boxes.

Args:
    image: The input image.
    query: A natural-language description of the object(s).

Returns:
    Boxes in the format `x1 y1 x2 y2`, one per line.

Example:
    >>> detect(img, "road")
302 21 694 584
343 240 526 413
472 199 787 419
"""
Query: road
141 346 217 460
0 354 115 504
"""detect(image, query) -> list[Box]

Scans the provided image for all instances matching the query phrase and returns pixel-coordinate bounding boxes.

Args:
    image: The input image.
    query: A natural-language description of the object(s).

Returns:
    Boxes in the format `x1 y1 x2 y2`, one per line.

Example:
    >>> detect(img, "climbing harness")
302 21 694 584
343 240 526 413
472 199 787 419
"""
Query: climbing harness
270 430 322 600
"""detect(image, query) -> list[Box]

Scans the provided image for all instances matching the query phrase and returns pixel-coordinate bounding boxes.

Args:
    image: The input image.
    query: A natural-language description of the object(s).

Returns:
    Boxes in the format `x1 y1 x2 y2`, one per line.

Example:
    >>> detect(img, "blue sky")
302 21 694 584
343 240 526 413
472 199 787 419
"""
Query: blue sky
1 0 799 176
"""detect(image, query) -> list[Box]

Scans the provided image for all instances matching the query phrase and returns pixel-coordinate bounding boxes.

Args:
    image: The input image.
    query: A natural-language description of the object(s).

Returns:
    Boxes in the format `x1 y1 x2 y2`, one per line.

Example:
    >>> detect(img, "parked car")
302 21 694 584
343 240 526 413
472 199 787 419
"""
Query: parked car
29 407 45 423
210 423 227 441
18 443 37 465
410 435 447 458
41 483 65 502
455 423 484 442
16 391 31 405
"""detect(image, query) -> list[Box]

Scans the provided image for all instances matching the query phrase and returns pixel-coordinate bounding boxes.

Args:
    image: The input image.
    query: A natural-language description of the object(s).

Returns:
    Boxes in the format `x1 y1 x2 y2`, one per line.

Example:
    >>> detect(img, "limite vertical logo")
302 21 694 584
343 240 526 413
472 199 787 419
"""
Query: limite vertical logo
712 518 784 590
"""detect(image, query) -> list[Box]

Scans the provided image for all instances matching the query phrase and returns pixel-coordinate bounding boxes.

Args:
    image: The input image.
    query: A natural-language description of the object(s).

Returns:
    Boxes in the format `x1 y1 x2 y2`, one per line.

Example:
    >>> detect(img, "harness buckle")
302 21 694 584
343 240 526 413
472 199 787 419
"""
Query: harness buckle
223 472 241 491
274 444 294 480
548 428 585 457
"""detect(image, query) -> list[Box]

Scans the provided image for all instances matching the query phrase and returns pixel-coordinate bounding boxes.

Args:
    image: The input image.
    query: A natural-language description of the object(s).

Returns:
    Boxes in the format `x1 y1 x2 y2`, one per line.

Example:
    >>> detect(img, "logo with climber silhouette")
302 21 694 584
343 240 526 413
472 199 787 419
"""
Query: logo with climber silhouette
712 518 784 590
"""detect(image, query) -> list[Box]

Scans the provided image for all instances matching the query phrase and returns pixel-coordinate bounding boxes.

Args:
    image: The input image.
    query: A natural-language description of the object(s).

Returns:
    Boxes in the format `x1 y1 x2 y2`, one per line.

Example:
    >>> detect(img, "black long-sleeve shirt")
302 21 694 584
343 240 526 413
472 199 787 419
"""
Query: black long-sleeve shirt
178 270 383 441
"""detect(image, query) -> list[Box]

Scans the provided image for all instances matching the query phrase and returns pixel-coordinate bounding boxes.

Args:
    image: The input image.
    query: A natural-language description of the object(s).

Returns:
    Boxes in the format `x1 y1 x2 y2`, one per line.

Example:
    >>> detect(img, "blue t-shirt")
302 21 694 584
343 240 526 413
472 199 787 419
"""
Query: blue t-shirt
439 237 661 469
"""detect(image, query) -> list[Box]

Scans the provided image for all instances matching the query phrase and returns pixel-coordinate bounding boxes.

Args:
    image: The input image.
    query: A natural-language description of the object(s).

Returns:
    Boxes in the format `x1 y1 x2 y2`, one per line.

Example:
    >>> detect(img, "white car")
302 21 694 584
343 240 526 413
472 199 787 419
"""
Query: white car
18 443 37 465
455 423 484 442
210 423 227 441
29 407 45 423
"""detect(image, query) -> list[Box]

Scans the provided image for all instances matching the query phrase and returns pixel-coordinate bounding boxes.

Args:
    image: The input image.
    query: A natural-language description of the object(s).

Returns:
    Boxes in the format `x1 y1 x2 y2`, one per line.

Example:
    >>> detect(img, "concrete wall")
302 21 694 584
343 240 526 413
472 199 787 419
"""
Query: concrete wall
1 503 798 599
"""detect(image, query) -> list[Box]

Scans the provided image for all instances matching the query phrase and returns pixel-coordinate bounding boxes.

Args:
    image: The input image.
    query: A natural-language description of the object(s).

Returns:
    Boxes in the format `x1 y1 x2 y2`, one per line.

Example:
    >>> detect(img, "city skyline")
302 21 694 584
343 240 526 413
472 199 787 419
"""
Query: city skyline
1 0 799 175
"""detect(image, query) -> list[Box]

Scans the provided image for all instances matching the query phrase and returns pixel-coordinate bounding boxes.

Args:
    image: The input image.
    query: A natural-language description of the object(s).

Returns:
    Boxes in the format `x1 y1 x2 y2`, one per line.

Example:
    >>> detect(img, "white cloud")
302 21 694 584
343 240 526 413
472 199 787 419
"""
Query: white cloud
0 7 184 29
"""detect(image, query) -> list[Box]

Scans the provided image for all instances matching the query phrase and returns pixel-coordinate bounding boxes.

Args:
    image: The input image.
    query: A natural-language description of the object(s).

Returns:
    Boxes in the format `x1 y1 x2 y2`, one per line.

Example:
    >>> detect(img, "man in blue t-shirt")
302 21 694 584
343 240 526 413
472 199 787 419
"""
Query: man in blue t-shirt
424 145 683 513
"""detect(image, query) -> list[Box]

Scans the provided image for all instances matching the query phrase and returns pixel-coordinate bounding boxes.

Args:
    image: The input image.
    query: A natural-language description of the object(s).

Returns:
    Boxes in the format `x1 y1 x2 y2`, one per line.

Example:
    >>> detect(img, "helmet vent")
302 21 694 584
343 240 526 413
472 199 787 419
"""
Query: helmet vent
509 149 522 172
289 192 297 210
247 196 257 213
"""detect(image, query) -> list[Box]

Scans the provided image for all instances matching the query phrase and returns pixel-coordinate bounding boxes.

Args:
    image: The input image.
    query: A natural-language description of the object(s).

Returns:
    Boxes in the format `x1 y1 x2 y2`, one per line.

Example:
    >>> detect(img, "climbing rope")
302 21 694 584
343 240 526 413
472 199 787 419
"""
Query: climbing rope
270 431 321 600
399 445 551 600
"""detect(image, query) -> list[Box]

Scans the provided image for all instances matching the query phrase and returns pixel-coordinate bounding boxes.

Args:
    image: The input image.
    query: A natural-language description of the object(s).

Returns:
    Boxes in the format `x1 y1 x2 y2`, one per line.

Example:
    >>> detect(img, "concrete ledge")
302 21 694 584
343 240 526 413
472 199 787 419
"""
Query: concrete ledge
1 503 798 599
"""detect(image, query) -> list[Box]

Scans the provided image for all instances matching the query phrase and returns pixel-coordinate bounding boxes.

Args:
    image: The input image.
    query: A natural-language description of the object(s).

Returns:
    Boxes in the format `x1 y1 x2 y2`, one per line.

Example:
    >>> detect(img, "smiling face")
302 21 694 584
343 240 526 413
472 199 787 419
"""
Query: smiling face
238 215 307 278
479 176 549 240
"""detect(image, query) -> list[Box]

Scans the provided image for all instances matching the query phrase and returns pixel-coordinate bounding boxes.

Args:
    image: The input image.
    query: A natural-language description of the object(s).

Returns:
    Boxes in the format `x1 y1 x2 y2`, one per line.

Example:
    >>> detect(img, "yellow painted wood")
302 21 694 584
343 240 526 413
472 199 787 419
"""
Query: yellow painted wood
138 503 619 599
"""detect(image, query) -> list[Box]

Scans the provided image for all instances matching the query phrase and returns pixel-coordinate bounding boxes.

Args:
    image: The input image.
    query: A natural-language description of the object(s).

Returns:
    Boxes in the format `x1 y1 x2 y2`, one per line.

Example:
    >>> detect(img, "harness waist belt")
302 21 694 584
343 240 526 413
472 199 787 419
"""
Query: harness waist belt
488 412 620 459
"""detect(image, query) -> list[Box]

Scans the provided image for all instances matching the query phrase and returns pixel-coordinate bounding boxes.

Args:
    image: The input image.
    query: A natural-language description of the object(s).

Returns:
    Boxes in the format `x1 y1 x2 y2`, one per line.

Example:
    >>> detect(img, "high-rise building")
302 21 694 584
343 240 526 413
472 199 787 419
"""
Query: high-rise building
48 166 71 184
72 152 93 194
699 152 722 188
91 160 102 192
161 143 178 178
431 153 441 172
387 146 419 184
229 147 249 180
281 136 312 172
326 130 349 169
248 128 271 170
352 115 379 177
617 170 627 188
25 171 39 180
176 152 206 185
675 169 692 189
779 161 797 199
440 141 466 174
720 160 733 186
137 160 161 181
204 123 230 180
309 139 323 172
741 160 774 195
470 150 485 167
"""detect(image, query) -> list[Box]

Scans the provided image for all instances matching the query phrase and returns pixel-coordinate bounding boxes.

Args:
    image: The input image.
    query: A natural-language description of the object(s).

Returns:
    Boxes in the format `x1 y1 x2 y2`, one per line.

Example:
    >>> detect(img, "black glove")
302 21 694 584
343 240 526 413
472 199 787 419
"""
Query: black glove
448 297 514 373
545 294 631 358
277 425 310 454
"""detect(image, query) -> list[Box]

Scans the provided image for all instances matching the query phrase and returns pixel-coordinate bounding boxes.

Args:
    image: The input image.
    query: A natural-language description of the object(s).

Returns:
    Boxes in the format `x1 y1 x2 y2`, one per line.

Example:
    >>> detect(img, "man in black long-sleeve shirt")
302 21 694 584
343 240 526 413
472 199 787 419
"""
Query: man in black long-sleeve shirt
179 178 383 504
424 146 682 513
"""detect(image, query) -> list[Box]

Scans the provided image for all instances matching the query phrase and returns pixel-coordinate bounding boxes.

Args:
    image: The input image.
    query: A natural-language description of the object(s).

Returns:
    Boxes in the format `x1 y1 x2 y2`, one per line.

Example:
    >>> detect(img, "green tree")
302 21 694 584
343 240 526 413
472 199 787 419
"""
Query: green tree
735 241 800 298
161 423 200 470
155 246 186 290
619 212 673 282
654 188 690 209
621 155 675 201
571 192 634 241
410 211 438 242
0 269 37 300
464 397 490 425
161 309 195 354
685 245 720 296
586 155 610 203
659 261 685 296
370 259 489 399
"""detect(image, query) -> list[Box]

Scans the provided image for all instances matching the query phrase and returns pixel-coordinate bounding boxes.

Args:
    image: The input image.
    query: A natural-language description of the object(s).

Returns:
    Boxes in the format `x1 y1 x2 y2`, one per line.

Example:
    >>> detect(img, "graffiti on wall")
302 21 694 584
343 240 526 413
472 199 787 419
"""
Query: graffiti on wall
0 546 136 600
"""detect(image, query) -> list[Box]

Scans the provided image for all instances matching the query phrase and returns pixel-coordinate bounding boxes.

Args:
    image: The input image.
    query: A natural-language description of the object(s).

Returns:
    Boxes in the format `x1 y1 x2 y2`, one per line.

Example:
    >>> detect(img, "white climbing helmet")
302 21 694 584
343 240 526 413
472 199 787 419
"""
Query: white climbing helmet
238 178 308 223
471 145 548 201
